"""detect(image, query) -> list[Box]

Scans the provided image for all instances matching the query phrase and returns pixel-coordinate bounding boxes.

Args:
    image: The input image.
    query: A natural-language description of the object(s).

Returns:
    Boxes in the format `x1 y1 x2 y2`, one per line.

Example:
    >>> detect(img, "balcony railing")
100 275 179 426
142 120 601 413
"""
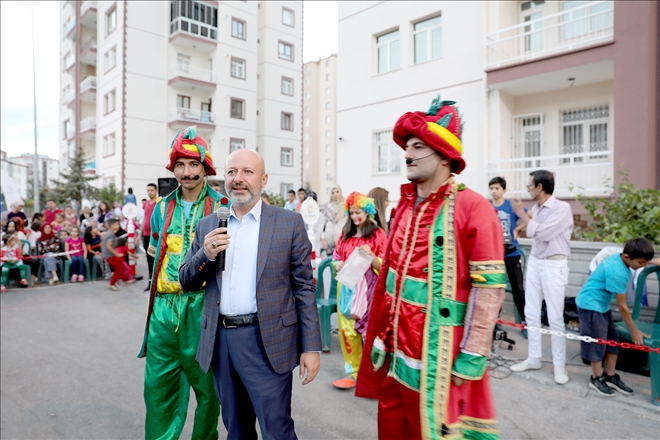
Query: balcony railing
66 19 76 36
63 90 75 106
485 1 614 69
80 76 96 94
170 16 218 42
486 150 614 198
65 55 76 71
169 108 215 124
82 37 97 53
80 116 96 132
168 64 216 83
80 1 97 17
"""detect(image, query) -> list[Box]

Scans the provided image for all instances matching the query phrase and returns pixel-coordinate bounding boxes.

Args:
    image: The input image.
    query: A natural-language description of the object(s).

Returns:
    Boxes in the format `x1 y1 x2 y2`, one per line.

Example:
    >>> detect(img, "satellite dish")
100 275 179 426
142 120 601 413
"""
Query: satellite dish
122 203 139 220
300 197 320 226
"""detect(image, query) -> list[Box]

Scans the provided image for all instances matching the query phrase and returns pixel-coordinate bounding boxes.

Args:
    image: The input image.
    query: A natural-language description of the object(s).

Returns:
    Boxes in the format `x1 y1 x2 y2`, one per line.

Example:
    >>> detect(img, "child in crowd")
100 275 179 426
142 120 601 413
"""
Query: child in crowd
51 213 65 233
489 176 528 337
85 225 106 279
64 205 79 227
576 237 659 397
102 219 135 291
1 233 29 292
38 224 62 285
65 227 87 282
332 192 387 389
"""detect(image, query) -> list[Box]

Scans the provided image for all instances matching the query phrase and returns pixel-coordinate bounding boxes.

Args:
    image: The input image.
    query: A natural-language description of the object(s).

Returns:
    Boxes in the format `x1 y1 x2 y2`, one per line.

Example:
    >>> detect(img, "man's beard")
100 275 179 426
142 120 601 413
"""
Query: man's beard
227 184 258 205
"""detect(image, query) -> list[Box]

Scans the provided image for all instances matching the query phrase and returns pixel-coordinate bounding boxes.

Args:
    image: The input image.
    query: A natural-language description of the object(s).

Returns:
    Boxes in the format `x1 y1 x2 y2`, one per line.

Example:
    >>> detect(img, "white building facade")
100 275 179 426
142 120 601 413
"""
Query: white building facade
1 151 29 200
60 0 303 201
8 154 60 190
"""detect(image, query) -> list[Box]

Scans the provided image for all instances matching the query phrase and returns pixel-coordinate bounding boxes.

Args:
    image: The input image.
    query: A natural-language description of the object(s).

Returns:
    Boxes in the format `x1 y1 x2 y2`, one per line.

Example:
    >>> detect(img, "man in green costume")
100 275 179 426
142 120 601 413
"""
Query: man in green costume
138 127 229 439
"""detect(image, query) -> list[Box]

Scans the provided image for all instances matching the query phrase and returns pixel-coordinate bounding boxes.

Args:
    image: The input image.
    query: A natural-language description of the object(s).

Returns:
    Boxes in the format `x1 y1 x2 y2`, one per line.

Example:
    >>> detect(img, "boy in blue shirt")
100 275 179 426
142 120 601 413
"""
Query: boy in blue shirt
489 177 527 337
576 237 657 397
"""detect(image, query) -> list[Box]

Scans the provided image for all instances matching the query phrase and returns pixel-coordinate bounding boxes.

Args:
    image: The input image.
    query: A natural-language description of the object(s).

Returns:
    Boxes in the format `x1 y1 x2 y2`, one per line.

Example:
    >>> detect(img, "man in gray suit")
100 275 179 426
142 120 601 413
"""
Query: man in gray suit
179 149 321 440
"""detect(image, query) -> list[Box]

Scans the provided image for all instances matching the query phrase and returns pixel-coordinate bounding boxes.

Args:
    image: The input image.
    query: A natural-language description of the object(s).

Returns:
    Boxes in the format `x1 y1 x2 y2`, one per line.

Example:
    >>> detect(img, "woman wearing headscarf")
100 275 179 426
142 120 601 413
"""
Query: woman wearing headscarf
367 187 390 236
322 185 348 253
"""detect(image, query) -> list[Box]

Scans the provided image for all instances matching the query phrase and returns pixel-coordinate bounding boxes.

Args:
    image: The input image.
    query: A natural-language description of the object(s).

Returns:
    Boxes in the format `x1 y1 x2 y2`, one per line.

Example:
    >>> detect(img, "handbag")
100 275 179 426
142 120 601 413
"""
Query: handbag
349 275 369 320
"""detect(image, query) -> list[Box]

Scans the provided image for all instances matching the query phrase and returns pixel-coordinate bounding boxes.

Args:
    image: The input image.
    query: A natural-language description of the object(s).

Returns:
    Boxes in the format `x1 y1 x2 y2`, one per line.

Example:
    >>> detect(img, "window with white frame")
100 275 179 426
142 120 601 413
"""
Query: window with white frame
104 46 117 73
229 138 245 153
63 119 71 139
281 183 293 198
305 92 309 99
376 30 400 73
305 78 309 86
325 59 331 67
177 53 190 73
374 129 401 173
304 106 309 113
560 105 609 162
326 159 331 167
177 94 191 109
414 15 442 64
232 18 245 40
325 130 331 138
325 102 330 110
281 112 293 131
282 77 293 95
326 173 333 181
326 116 331 124
106 7 117 36
304 133 309 140
326 74 330 81
325 88 331 95
278 42 293 61
103 133 116 157
304 65 310 72
230 98 245 119
326 144 331 152
305 119 309 127
231 57 245 79
281 147 293 166
561 1 612 40
104 90 116 114
282 8 294 27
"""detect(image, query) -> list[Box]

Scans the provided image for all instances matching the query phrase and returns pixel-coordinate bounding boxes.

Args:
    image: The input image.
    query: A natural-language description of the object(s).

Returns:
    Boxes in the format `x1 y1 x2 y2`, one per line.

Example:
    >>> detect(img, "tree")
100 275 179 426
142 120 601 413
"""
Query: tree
575 171 660 245
48 149 100 213
264 189 285 208
98 183 124 205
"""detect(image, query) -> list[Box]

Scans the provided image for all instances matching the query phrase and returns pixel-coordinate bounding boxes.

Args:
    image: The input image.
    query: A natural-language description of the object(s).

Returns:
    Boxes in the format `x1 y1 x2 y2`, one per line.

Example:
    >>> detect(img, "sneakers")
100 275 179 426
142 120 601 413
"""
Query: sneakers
590 375 616 397
108 284 120 291
1 285 6 293
332 377 356 389
78 275 85 282
554 369 569 385
52 273 59 283
510 359 542 372
604 373 633 395
20 279 28 286
71 275 78 283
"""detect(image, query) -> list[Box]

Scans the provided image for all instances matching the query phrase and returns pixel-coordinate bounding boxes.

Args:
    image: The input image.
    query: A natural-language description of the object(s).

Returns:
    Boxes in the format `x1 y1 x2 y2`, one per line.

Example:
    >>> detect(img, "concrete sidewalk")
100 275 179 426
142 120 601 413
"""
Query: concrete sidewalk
1 259 658 439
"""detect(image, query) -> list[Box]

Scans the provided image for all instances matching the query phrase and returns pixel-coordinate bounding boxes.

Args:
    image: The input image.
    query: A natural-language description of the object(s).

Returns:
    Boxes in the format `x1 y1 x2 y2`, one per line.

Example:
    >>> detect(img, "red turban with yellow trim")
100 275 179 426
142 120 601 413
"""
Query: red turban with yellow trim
166 126 217 176
393 96 465 174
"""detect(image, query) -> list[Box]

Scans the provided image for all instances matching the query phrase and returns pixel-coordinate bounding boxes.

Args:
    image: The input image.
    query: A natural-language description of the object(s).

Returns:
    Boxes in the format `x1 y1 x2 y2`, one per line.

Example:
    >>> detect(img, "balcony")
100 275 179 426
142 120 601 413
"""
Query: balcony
80 1 97 28
486 150 614 199
65 54 76 72
82 161 96 176
64 90 75 107
168 108 215 132
80 37 97 65
169 17 217 52
80 117 96 140
80 76 96 102
168 65 216 92
65 18 76 41
485 1 614 70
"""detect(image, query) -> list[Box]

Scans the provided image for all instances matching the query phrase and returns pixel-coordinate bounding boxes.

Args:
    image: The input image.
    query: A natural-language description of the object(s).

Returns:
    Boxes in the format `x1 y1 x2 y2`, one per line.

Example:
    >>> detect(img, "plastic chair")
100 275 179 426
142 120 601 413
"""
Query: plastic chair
63 259 91 283
504 247 527 323
20 239 31 257
614 265 660 406
316 257 338 353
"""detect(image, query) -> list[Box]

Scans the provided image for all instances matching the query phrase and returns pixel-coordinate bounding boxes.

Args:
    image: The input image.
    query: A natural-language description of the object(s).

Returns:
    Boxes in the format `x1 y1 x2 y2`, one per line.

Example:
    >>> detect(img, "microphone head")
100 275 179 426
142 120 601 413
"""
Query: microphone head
216 207 230 221
405 158 413 165
193 174 200 180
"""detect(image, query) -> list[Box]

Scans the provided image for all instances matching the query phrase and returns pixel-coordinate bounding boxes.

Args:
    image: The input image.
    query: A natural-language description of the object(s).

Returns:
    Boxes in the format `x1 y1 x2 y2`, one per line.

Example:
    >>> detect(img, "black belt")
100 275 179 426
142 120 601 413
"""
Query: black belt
221 313 258 328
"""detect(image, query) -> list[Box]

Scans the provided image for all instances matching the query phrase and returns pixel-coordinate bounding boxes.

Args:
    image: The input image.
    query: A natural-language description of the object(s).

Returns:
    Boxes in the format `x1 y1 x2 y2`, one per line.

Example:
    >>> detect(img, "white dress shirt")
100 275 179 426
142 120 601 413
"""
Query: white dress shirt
219 199 262 316
526 195 574 259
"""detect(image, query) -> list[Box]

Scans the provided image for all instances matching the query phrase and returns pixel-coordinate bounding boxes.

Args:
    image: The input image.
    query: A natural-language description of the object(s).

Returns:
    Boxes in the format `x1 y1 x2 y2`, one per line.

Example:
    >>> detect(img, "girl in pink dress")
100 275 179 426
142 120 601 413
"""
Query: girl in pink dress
65 227 87 282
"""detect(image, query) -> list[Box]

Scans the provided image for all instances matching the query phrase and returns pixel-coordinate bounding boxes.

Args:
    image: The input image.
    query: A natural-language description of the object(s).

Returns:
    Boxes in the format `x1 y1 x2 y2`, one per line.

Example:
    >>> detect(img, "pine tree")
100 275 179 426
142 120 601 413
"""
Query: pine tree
49 149 100 213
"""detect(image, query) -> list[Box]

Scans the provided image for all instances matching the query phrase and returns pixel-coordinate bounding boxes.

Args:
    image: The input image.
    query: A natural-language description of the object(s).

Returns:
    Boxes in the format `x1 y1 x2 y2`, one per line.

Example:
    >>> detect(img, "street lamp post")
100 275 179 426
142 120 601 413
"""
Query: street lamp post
30 4 40 213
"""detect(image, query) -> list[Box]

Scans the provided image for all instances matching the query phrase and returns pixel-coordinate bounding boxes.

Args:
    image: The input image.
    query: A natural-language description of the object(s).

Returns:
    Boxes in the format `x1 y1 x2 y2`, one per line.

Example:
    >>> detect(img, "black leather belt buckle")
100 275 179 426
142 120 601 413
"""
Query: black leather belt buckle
222 313 258 328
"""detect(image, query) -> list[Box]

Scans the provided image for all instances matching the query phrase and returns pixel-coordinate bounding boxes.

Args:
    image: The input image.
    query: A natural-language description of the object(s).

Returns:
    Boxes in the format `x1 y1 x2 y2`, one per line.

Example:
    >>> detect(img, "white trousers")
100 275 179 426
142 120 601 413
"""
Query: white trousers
524 255 568 370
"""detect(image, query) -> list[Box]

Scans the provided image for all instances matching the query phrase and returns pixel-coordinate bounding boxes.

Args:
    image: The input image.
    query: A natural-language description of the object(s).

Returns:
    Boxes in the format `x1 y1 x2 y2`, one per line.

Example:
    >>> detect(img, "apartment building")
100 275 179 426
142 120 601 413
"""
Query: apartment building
0 151 29 200
337 1 659 211
8 154 60 190
60 0 303 200
302 54 337 205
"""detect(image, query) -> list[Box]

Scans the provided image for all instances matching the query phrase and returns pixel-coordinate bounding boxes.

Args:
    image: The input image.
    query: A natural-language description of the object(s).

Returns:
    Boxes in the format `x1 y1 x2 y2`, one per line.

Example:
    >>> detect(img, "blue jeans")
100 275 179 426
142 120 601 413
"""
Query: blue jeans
71 255 84 276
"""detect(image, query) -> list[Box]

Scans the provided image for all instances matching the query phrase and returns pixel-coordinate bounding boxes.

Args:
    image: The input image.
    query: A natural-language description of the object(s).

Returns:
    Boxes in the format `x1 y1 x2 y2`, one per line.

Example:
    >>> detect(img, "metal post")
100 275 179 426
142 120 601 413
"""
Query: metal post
30 5 40 213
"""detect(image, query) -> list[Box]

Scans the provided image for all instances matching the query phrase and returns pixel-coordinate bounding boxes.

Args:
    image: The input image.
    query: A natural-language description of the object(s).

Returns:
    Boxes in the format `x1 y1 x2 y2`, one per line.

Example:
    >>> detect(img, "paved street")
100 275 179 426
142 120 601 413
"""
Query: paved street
1 258 659 439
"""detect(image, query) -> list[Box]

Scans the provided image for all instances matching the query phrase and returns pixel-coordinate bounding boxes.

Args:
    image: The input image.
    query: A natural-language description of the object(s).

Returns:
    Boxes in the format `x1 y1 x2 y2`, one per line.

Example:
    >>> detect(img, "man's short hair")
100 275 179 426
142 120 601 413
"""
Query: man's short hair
297 188 306 194
623 238 655 261
530 170 555 195
288 190 296 196
489 177 507 190
147 183 157 190
261 193 269 200
105 218 119 226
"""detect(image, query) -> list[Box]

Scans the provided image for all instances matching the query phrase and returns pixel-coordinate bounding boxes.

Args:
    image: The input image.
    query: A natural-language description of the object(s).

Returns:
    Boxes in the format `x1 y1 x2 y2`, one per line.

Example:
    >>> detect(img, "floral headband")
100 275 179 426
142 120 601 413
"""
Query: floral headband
344 192 377 218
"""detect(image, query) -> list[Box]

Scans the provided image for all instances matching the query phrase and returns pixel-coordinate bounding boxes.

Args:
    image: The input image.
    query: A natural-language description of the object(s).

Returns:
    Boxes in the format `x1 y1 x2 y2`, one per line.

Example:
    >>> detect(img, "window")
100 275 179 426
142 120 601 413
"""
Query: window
326 144 331 152
106 7 117 36
325 102 330 110
170 0 219 39
278 41 293 61
325 130 331 138
280 183 293 198
281 112 293 131
282 77 293 95
104 90 116 114
229 138 245 153
377 30 400 73
201 101 211 112
305 92 309 99
560 105 609 162
374 129 401 173
104 46 117 73
281 148 293 166
231 18 245 39
413 15 442 64
326 74 330 81
230 98 245 119
231 57 245 79
326 173 333 181
63 51 73 69
177 53 191 73
326 159 331 167
304 78 309 86
325 88 331 95
305 65 310 72
305 161 309 169
282 8 294 27
305 119 310 127
561 1 611 39
103 133 116 157
524 13 543 52
325 59 331 67
177 94 191 109
304 106 309 113
63 119 71 139
304 133 310 140
326 116 331 124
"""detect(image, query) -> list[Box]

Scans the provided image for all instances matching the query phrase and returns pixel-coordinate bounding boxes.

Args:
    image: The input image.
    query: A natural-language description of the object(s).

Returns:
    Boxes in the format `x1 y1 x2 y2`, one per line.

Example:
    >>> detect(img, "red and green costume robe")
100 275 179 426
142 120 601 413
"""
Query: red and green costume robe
137 183 228 440
356 179 506 440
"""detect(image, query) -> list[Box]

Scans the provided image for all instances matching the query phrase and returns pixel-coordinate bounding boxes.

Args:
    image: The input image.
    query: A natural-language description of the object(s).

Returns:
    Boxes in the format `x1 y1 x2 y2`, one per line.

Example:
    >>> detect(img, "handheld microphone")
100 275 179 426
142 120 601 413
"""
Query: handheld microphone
215 207 230 271
192 175 200 180
406 152 438 165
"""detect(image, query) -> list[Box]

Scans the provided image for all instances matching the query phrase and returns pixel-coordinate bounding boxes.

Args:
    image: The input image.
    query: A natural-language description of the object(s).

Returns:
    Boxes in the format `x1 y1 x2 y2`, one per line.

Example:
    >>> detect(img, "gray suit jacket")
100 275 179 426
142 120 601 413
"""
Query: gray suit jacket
179 203 322 374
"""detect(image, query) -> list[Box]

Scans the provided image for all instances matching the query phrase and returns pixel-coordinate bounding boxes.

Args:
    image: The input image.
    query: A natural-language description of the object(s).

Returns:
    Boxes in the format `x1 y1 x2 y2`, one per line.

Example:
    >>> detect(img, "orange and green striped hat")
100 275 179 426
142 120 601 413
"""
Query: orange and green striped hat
393 95 465 174
166 126 217 176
